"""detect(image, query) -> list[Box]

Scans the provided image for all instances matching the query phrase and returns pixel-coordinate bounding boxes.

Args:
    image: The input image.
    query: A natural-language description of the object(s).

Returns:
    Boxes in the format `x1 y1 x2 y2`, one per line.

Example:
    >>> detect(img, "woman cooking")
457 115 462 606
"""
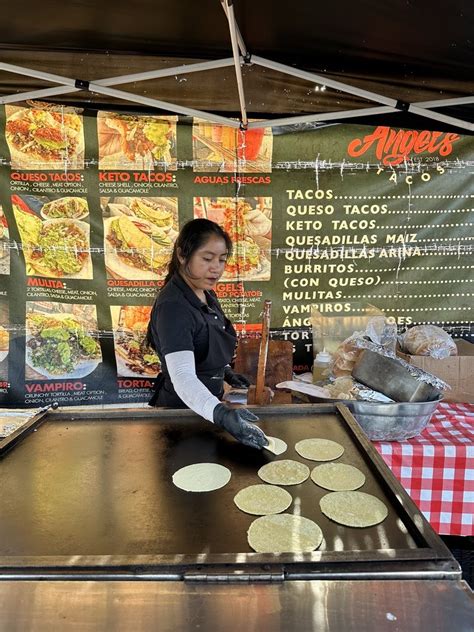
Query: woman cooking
147 218 268 450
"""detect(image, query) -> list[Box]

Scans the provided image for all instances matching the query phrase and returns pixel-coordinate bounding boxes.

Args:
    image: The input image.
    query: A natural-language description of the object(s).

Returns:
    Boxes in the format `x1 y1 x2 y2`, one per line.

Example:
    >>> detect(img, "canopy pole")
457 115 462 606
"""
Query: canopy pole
224 1 248 127
96 58 236 87
87 83 240 126
220 0 248 59
246 106 398 128
0 59 236 104
252 56 473 132
252 55 398 107
415 97 474 108
0 60 240 125
0 62 77 86
406 105 473 132
0 86 79 104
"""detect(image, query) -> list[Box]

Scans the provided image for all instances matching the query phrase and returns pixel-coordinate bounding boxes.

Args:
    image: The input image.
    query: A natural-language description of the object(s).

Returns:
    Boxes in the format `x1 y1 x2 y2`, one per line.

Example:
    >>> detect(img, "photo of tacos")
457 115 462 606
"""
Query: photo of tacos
194 197 272 281
25 303 102 380
192 119 273 173
0 206 11 276
40 196 89 220
5 104 84 170
12 195 92 279
111 305 160 377
104 215 174 280
97 112 177 170
101 196 178 233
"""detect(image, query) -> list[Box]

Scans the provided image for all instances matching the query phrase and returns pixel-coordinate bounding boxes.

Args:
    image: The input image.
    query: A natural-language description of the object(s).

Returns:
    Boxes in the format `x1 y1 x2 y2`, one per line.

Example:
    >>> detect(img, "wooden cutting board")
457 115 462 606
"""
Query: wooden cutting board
234 339 294 404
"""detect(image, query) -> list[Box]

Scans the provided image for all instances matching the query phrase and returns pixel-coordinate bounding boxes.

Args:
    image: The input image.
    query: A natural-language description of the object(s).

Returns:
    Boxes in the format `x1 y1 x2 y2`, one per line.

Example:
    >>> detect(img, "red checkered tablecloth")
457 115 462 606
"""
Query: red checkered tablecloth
374 402 474 536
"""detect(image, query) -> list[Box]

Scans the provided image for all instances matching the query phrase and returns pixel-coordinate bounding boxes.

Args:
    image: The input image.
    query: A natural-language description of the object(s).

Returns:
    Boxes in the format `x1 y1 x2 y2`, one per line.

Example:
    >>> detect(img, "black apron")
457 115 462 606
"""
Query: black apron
149 305 236 408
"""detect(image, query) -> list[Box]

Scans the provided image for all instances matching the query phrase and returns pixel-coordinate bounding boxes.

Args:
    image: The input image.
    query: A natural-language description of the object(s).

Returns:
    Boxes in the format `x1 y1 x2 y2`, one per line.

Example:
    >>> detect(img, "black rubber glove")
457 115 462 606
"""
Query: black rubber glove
223 365 251 389
213 403 268 449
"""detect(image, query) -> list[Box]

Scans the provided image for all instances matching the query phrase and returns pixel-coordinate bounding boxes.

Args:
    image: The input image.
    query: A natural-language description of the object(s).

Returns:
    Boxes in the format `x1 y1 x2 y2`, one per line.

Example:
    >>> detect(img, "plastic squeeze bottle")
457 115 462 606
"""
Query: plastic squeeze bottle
312 349 332 383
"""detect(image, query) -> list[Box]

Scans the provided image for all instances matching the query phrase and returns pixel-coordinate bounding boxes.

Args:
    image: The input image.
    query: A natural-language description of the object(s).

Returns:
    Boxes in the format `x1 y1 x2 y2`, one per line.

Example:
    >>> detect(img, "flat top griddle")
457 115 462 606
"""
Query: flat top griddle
0 404 458 580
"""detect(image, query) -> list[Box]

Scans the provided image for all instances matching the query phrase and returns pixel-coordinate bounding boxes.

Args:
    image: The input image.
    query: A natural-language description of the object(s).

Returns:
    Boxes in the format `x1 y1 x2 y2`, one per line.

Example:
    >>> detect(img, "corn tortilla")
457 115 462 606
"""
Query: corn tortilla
258 459 310 485
311 463 366 491
234 484 292 515
264 436 287 456
320 491 388 527
172 463 231 492
295 438 344 461
247 513 323 553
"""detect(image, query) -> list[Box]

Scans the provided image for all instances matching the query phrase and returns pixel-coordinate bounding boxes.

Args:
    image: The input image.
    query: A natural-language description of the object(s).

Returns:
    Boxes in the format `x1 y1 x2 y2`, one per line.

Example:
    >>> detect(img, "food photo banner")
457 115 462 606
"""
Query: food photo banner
0 101 472 407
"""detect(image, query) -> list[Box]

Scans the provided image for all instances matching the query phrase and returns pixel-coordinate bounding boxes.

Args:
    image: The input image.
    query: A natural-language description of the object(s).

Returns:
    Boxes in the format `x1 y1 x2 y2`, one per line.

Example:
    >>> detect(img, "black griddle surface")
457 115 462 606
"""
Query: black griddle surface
0 413 419 557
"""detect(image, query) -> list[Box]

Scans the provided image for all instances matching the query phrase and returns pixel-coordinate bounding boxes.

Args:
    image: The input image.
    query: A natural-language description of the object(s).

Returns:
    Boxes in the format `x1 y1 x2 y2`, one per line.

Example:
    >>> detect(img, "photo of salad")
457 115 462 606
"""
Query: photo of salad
111 305 160 377
25 303 102 380
5 103 84 170
12 195 92 279
98 112 177 170
192 119 273 172
194 197 272 281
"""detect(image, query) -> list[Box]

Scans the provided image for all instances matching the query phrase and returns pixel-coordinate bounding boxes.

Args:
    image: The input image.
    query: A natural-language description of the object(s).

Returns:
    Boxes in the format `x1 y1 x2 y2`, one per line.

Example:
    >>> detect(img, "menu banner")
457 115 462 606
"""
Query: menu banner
0 101 472 406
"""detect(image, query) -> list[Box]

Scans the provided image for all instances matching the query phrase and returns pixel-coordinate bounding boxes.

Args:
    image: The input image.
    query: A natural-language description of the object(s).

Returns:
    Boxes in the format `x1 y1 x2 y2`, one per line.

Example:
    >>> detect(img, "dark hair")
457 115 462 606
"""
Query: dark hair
162 218 232 286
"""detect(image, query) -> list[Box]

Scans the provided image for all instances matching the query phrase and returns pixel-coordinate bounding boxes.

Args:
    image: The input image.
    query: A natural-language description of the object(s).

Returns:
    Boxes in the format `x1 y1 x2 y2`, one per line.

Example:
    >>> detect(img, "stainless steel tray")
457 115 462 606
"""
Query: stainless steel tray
0 404 458 581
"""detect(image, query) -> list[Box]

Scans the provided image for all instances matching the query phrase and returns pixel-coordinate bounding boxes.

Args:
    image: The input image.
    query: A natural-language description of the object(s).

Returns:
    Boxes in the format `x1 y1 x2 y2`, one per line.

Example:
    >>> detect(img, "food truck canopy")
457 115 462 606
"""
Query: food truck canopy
0 0 473 130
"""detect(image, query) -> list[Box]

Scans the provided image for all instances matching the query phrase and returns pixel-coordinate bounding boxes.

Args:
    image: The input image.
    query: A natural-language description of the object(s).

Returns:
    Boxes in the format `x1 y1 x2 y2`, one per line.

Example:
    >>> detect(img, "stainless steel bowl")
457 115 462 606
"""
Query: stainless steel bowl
346 396 442 441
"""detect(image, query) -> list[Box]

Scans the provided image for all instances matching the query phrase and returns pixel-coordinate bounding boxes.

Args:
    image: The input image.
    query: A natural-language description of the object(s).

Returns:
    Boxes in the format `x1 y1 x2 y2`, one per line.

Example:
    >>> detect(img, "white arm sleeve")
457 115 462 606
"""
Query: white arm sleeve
164 350 221 422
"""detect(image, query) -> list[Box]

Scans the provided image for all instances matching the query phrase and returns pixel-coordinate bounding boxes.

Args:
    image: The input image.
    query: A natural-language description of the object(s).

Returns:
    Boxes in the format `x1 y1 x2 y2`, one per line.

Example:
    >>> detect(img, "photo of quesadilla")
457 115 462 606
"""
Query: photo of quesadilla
104 215 173 280
5 104 84 169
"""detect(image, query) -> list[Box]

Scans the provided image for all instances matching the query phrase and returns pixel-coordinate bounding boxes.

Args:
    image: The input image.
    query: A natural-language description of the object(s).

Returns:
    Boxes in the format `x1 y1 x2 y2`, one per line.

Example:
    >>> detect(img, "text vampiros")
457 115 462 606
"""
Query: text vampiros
347 126 460 165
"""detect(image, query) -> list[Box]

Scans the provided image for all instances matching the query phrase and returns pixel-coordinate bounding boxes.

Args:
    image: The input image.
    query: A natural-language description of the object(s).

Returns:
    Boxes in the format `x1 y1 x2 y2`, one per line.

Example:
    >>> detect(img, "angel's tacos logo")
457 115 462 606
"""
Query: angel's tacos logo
347 126 460 165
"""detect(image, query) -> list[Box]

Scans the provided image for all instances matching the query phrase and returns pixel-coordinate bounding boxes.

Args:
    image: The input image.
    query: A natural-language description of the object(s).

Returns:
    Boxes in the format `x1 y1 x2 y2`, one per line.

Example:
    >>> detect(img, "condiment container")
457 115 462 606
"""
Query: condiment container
312 349 332 383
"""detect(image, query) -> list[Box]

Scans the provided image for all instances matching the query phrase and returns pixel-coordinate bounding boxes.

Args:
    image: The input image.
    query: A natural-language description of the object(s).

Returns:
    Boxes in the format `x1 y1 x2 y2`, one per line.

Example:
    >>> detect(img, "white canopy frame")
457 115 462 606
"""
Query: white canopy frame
0 0 472 132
